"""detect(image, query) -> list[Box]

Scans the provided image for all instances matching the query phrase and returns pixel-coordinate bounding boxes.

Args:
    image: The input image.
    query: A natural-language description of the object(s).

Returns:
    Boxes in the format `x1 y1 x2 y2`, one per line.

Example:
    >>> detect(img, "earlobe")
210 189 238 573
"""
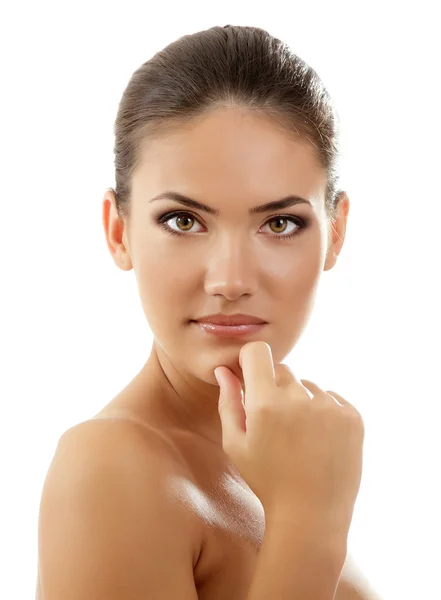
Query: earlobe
112 232 133 271
116 252 133 271
324 192 349 269
322 219 339 272
323 248 337 272
102 193 133 271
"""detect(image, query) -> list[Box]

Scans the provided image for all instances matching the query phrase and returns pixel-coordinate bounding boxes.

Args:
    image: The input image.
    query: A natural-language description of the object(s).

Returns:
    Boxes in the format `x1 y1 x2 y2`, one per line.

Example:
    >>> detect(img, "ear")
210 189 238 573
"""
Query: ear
102 189 133 272
324 192 350 272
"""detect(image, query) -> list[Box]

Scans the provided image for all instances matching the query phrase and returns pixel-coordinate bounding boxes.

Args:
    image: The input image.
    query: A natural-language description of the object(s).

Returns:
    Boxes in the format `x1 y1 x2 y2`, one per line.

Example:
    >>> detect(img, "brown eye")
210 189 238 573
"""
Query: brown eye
157 210 204 235
175 215 194 231
268 217 288 234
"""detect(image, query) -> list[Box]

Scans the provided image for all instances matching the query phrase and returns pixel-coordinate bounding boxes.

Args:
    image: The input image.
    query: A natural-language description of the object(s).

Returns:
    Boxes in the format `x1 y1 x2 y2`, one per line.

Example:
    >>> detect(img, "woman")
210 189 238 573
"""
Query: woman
36 24 382 599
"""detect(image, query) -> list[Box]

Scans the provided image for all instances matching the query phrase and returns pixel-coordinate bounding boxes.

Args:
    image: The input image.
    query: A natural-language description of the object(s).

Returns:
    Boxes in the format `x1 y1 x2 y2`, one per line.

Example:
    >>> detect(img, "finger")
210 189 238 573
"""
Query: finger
274 363 295 388
326 390 350 407
239 341 275 402
275 364 309 395
215 366 247 448
300 379 325 400
270 368 317 404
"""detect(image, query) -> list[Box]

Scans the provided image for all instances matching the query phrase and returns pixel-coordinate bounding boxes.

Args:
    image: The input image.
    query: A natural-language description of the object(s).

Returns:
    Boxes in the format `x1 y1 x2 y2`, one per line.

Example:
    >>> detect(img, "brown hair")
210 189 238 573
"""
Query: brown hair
111 24 344 223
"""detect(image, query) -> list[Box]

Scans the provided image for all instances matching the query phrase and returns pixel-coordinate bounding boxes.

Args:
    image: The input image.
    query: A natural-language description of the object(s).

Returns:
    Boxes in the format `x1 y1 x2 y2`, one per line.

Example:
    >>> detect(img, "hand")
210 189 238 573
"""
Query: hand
215 341 365 535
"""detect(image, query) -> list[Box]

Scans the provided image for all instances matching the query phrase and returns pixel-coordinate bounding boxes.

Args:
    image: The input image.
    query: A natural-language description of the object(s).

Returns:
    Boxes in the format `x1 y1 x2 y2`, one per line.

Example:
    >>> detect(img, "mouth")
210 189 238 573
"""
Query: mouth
190 321 267 338
193 313 267 326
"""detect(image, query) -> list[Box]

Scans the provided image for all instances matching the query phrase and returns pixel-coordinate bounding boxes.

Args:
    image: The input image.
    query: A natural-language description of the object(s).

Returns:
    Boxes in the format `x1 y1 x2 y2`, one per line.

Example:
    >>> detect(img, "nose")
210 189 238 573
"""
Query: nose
204 236 258 301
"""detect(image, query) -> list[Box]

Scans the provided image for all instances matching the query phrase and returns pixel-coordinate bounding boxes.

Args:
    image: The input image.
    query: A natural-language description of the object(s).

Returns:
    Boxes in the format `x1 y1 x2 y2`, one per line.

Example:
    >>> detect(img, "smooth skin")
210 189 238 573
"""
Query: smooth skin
36 107 382 599
216 340 364 537
103 107 349 450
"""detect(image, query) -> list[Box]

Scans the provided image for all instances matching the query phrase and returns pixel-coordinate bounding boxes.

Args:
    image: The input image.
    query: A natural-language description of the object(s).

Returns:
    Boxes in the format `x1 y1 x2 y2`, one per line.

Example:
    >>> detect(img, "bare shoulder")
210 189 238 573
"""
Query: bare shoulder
58 414 181 468
37 417 202 599
57 416 202 559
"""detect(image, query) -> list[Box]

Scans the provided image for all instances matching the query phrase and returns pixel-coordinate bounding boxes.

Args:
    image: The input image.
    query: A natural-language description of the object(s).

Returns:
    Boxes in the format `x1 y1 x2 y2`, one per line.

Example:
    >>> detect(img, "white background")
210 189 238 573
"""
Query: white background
1 1 440 598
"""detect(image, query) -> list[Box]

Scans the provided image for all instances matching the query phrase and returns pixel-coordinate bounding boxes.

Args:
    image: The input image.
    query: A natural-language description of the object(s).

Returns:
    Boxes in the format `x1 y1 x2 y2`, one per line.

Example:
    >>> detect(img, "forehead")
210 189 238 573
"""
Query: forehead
132 108 326 206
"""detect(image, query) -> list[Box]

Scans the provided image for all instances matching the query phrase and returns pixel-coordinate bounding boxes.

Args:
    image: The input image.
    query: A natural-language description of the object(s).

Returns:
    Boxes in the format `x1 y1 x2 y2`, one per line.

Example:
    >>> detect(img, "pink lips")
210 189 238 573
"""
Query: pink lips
194 313 266 326
192 321 267 338
192 313 267 338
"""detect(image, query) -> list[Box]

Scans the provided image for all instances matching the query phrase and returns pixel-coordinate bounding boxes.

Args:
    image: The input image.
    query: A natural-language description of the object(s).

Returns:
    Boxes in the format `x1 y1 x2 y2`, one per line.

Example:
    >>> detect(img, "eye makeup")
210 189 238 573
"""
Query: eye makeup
155 210 309 242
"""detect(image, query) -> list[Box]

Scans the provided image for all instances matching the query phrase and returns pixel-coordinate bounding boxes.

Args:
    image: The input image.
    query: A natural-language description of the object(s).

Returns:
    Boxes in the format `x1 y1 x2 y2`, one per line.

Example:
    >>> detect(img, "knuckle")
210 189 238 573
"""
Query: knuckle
356 411 365 430
300 378 315 388
311 391 333 406
346 406 365 429
349 405 363 420
253 401 276 421
325 390 344 404
274 364 294 387
274 364 292 378
222 436 241 456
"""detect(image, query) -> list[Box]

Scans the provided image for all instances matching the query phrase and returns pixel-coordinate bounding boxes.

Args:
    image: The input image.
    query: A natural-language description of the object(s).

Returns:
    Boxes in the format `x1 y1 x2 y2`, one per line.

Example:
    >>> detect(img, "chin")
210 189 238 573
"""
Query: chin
199 350 243 381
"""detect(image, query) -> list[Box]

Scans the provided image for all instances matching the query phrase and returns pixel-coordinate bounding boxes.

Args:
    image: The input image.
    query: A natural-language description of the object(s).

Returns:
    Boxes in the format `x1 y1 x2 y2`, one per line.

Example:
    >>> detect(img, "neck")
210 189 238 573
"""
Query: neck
139 339 226 447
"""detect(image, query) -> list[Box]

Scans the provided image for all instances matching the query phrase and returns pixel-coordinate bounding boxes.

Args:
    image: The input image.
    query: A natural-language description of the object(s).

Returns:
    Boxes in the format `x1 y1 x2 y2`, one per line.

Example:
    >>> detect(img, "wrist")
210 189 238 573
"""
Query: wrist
264 509 349 558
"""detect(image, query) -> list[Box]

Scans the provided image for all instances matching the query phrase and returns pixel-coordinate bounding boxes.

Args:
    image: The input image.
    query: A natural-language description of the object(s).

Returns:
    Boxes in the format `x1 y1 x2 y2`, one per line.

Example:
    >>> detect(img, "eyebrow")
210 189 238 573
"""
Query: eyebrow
148 191 313 215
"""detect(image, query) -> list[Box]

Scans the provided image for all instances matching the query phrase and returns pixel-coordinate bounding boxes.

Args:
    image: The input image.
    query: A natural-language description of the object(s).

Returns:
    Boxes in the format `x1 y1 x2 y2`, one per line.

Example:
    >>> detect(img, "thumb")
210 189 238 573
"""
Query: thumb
214 366 247 450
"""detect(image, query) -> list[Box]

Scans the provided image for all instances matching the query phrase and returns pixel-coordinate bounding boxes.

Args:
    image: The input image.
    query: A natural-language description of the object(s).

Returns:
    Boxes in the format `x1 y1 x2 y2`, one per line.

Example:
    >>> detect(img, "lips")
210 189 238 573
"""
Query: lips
193 313 267 326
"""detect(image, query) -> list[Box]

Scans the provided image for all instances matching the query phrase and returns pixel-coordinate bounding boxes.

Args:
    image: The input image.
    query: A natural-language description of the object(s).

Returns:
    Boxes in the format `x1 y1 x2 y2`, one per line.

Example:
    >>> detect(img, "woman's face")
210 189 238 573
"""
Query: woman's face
105 108 347 386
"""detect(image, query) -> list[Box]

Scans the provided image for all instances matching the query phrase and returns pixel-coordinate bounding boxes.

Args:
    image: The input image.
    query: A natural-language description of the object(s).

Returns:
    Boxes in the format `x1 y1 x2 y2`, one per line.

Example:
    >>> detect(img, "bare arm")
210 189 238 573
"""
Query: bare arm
37 419 199 600
245 515 348 600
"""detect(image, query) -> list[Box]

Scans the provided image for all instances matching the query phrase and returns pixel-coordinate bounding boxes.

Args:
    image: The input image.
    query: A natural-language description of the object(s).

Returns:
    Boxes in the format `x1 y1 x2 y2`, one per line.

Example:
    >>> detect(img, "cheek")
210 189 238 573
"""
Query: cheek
269 243 323 294
289 257 322 293
268 245 324 336
133 250 200 360
134 252 193 323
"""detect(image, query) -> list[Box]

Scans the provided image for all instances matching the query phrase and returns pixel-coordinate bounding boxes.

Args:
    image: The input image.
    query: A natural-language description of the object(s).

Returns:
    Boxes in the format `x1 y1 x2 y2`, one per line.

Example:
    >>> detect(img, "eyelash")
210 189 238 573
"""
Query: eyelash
156 210 309 241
